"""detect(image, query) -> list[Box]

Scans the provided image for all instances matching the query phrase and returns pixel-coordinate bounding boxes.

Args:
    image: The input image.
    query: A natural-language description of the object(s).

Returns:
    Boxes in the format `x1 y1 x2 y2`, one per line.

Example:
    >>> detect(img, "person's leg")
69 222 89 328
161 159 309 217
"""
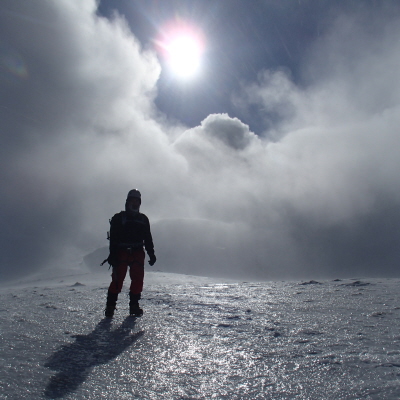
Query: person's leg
105 250 129 317
128 250 145 315
108 263 128 294
129 250 145 294
105 291 118 317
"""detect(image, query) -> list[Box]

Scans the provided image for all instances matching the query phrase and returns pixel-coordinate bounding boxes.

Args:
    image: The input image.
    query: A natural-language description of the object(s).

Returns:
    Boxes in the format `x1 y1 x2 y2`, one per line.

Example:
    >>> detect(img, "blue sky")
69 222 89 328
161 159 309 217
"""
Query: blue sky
1 0 400 281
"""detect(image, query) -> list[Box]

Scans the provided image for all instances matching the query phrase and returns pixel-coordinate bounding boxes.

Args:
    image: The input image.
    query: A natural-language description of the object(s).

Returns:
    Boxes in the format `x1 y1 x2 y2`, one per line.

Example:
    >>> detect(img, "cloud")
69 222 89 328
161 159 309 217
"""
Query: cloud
0 0 164 279
227 9 400 277
2 0 400 281
169 6 400 279
196 113 257 150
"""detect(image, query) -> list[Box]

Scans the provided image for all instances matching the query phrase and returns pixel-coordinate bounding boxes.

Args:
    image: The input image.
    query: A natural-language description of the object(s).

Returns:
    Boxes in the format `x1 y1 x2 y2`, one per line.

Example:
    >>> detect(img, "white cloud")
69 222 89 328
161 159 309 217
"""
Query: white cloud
2 0 400 280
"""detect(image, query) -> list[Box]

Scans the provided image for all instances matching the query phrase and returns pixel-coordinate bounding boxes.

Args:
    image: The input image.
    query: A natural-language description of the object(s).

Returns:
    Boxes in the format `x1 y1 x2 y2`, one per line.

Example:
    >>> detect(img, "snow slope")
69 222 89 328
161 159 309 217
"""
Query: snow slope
1 270 400 399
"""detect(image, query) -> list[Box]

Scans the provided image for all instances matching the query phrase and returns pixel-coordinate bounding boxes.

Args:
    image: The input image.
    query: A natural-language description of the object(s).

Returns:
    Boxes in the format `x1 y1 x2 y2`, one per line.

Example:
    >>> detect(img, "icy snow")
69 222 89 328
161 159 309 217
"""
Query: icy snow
1 270 400 399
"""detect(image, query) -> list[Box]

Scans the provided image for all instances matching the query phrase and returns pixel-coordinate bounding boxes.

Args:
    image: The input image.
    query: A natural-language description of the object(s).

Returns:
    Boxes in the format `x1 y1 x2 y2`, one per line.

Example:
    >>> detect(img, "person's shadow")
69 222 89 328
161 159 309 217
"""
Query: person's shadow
44 317 143 398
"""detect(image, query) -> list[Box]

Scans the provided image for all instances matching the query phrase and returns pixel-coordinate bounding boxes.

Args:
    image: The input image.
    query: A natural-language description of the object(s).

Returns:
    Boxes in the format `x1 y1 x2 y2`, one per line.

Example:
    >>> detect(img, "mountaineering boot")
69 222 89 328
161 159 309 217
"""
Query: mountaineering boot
105 291 118 318
129 292 143 316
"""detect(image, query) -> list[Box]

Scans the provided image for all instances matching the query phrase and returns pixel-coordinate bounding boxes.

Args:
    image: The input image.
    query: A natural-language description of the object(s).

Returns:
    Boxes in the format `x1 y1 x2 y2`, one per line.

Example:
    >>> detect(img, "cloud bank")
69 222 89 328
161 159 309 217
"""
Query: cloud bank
2 0 400 280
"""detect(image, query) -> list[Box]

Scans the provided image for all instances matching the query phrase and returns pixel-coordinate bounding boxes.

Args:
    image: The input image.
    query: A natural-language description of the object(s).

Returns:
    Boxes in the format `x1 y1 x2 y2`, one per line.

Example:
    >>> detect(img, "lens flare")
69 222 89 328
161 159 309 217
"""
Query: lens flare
155 20 205 80
0 44 28 80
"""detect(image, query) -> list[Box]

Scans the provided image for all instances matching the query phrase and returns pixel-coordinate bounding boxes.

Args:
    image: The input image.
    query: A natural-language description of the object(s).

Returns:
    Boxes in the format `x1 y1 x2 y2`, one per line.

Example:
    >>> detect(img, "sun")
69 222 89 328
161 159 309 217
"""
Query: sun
167 35 202 78
156 21 205 80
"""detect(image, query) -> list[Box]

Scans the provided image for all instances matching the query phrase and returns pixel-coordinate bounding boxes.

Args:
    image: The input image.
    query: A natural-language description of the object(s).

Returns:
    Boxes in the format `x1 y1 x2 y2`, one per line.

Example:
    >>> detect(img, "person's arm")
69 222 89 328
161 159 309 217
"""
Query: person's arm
143 216 156 265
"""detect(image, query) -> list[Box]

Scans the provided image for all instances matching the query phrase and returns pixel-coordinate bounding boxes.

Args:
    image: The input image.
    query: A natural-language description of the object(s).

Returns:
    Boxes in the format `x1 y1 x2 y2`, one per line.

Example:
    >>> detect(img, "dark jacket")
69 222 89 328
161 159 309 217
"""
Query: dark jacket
109 211 155 258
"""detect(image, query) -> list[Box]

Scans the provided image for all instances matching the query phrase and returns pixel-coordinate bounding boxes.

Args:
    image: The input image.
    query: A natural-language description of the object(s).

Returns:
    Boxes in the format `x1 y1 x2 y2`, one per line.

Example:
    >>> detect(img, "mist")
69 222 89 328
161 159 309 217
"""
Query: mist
2 0 400 281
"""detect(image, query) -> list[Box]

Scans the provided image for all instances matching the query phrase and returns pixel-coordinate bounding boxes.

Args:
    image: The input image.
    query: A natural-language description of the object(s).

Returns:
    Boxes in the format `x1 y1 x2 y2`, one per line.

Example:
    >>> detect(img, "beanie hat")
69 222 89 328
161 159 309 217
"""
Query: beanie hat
127 189 141 200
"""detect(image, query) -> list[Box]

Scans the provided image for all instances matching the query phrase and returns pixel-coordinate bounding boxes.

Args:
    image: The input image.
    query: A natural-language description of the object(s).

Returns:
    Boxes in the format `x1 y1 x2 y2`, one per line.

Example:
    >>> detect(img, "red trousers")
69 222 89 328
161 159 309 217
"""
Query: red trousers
108 248 145 295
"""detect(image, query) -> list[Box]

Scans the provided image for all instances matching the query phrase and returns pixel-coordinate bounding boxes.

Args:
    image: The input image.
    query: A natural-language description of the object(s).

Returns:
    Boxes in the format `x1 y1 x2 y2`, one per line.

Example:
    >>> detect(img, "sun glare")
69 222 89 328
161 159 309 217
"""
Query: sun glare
156 21 205 80
167 35 201 78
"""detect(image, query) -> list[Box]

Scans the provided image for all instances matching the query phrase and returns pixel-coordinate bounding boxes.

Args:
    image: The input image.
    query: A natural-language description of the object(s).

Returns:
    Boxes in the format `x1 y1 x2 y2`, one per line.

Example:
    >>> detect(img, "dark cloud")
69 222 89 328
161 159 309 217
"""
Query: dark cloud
1 0 400 281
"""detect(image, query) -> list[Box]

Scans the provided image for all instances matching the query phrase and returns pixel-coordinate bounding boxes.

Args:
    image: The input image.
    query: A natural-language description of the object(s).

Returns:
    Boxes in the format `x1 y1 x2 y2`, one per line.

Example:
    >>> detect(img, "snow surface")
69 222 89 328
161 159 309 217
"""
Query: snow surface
1 269 400 399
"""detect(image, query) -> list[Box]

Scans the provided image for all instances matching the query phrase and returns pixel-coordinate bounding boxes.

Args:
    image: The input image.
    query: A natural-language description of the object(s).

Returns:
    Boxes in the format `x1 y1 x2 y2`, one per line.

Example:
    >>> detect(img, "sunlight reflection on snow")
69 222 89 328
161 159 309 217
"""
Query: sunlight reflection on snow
1 275 400 398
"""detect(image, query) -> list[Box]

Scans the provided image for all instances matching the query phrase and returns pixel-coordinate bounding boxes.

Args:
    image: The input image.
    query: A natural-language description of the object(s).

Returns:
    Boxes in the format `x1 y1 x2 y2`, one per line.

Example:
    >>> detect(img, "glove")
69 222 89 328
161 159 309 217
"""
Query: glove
148 253 156 266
